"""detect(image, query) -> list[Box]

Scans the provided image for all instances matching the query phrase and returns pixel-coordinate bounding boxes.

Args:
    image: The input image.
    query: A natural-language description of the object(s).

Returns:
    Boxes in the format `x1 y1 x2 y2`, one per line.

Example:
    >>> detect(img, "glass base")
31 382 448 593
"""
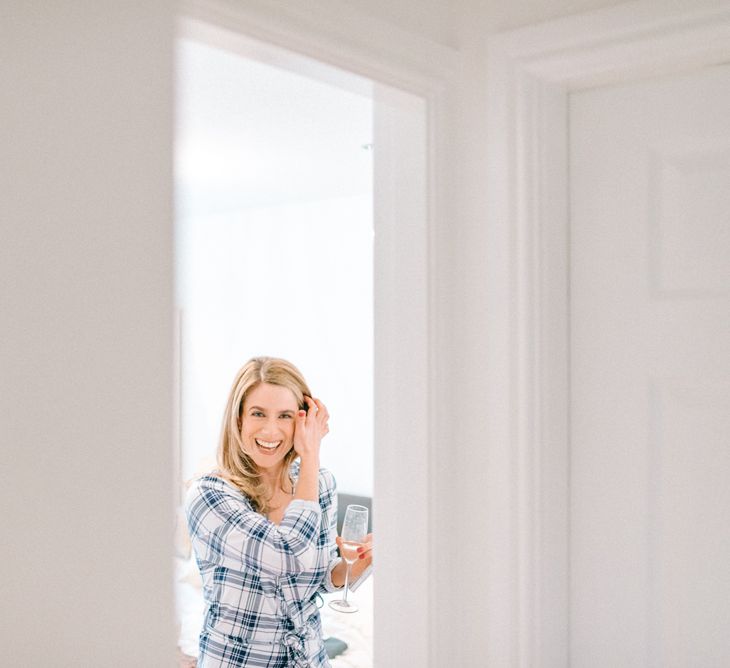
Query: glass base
328 599 358 614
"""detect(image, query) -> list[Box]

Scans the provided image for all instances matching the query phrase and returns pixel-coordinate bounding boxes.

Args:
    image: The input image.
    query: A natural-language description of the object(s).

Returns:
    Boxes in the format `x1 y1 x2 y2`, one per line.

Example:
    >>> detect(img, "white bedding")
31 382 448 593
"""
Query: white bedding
175 555 373 667
320 579 373 668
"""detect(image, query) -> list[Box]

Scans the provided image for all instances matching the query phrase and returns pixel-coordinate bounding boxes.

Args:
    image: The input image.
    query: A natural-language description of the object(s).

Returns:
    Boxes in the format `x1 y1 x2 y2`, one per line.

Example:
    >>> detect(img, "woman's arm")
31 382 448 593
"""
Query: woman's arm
185 477 322 577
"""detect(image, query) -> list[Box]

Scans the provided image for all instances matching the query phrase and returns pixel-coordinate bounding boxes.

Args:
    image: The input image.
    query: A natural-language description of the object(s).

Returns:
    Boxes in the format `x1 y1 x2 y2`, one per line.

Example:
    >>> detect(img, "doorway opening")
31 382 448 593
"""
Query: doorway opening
173 33 375 665
172 17 431 665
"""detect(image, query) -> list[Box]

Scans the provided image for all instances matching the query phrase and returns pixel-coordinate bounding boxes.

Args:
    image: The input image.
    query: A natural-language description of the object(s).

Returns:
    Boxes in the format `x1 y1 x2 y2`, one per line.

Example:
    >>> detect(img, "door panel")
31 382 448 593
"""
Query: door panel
569 65 730 667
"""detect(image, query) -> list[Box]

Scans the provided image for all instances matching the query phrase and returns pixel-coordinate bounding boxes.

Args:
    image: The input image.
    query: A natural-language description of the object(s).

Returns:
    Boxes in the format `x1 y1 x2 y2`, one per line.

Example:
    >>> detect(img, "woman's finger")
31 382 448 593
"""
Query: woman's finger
312 398 328 420
292 409 307 454
357 537 372 554
303 396 319 418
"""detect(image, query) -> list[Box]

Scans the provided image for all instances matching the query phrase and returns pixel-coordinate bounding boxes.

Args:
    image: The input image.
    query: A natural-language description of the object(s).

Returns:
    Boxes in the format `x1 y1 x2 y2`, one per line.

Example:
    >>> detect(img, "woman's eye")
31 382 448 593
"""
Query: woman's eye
279 414 293 419
251 411 264 417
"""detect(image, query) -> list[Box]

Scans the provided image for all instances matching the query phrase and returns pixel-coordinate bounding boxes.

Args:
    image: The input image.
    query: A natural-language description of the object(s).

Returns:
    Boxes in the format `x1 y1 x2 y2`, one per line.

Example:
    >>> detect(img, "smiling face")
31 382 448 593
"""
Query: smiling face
239 382 299 473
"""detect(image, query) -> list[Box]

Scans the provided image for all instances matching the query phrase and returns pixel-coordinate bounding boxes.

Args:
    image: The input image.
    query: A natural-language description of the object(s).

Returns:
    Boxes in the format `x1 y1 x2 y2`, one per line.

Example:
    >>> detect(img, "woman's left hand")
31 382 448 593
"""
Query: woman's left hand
336 533 373 580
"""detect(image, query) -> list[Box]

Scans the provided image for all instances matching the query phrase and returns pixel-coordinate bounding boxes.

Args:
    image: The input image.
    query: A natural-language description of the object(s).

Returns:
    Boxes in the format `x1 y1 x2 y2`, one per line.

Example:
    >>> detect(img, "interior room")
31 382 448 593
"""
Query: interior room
3 1 729 666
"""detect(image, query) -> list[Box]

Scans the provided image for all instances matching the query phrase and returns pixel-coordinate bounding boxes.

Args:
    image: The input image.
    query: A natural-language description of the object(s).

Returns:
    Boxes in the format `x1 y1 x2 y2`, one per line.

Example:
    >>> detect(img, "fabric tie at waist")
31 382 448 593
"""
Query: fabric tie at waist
202 613 320 666
283 620 317 668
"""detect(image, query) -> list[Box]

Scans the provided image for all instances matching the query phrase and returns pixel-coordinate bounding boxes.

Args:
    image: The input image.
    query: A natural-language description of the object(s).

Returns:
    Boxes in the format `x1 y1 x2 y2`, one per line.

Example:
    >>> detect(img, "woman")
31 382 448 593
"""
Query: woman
185 356 373 667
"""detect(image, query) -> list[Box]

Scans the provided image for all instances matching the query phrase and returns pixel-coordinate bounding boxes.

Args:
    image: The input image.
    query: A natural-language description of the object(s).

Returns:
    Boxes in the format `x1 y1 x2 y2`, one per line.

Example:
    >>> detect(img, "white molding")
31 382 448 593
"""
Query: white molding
486 1 730 665
492 0 730 89
371 83 431 667
176 3 456 667
180 0 458 95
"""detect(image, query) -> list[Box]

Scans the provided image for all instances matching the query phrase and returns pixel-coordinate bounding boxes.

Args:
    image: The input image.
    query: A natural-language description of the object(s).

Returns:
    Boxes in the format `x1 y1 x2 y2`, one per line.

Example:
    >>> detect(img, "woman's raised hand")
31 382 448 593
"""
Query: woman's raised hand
293 396 329 462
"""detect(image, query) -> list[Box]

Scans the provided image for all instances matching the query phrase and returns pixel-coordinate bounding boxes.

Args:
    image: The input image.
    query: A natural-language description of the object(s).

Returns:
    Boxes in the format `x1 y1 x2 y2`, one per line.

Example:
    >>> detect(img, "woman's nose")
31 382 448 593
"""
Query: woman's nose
261 417 282 433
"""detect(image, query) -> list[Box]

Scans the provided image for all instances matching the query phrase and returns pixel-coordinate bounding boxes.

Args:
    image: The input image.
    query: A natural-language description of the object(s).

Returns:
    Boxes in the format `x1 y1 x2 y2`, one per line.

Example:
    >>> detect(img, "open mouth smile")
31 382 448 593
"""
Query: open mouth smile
254 438 282 455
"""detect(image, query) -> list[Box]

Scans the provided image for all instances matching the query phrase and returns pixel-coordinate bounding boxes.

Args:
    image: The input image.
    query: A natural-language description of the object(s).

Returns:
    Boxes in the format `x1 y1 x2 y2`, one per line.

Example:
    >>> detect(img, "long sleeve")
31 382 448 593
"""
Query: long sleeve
185 476 322 577
317 469 342 594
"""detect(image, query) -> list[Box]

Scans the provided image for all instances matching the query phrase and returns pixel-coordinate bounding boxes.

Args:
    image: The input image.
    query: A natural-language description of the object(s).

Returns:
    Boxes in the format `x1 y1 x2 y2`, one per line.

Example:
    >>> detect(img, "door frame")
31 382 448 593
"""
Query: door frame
177 1 458 665
485 1 730 665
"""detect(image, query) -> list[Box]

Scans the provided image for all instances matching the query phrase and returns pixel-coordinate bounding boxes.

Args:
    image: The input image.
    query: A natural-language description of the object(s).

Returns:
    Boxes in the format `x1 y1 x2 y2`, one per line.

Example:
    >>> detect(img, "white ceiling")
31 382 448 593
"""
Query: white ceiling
175 39 373 220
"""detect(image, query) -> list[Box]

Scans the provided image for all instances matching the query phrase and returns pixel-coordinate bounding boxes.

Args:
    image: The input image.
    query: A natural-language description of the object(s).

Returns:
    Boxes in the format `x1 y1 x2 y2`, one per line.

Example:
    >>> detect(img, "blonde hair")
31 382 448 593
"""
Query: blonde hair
216 356 311 513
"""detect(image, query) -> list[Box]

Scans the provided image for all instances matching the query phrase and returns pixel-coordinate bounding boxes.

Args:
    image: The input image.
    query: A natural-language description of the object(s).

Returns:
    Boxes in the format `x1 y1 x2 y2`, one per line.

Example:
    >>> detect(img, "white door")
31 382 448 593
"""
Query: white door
569 64 730 667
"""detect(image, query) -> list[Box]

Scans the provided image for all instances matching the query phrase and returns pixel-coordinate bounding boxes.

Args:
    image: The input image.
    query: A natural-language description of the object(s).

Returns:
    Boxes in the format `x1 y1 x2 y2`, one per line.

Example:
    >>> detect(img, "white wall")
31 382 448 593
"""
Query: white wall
1 3 174 665
177 196 374 497
1 0 632 664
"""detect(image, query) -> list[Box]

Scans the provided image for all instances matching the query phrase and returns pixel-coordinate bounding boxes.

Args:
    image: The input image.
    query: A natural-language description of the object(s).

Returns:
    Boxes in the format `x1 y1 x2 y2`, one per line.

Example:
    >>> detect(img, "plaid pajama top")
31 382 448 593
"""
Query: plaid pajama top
185 463 342 667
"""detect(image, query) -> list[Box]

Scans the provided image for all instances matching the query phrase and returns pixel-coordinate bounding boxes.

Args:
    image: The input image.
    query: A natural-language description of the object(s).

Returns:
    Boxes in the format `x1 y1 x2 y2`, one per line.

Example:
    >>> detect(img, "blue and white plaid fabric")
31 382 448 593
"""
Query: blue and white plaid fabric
185 463 343 667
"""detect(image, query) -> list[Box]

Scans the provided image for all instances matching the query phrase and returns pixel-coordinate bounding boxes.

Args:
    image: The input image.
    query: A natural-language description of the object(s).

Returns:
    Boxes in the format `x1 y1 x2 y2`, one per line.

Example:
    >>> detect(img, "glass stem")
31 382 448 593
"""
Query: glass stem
342 561 352 604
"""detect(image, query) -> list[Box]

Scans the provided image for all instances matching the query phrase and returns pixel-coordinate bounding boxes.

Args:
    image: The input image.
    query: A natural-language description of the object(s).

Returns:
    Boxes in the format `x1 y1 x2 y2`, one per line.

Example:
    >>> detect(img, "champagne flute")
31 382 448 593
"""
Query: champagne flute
329 504 369 613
